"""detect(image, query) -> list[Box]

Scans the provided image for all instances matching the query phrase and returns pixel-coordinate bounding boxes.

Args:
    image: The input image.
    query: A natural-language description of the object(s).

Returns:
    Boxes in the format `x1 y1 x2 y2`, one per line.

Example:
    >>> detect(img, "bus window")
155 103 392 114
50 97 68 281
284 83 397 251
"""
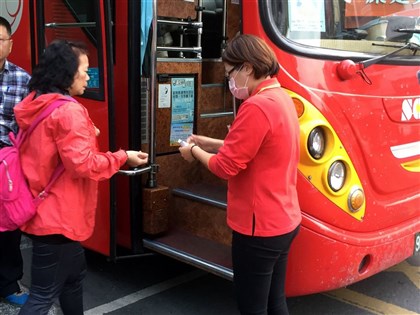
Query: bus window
39 0 106 100
267 0 419 60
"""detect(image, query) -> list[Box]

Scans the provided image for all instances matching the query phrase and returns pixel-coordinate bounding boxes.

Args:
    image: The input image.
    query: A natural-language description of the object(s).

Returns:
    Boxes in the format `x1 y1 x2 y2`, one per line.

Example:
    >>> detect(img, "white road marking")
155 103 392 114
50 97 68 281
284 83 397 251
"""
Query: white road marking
84 270 206 315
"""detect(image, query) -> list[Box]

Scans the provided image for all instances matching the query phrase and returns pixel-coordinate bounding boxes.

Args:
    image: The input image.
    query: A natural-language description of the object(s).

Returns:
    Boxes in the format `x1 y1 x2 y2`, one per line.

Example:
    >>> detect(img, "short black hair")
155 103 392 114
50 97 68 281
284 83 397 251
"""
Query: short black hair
29 40 88 94
0 17 12 36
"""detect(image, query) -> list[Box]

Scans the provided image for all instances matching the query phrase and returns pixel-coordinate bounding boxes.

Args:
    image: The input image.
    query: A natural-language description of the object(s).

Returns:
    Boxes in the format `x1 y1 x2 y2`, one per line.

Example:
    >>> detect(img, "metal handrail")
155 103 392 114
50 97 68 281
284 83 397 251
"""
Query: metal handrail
157 19 202 28
146 0 159 188
200 111 233 118
45 22 96 28
118 166 152 176
157 46 202 53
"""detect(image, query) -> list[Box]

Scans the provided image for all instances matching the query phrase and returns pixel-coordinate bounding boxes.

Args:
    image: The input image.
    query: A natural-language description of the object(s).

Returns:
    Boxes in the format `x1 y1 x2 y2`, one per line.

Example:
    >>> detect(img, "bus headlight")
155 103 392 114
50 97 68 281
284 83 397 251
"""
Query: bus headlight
328 161 346 191
308 127 325 160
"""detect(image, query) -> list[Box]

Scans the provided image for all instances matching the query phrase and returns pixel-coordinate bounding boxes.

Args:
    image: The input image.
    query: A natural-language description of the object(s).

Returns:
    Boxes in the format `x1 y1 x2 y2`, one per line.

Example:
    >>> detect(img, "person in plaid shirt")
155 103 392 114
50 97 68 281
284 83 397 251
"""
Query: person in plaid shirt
0 25 31 146
0 16 31 307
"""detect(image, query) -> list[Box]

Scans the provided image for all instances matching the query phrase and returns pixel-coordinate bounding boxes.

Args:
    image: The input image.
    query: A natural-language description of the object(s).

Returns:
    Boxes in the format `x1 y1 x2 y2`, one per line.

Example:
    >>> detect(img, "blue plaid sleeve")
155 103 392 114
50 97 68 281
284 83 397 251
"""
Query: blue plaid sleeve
0 61 31 147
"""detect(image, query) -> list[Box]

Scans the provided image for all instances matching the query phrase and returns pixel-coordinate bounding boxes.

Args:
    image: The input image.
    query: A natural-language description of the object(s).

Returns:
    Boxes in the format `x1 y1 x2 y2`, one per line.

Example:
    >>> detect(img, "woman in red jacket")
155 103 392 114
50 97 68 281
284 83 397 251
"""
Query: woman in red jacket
179 34 301 315
15 40 148 315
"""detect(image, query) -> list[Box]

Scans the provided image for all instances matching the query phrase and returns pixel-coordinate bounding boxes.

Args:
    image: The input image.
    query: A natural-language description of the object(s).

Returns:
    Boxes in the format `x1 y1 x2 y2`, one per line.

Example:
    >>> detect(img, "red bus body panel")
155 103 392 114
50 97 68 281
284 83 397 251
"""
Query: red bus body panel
11 0 419 297
7 0 31 73
242 1 420 296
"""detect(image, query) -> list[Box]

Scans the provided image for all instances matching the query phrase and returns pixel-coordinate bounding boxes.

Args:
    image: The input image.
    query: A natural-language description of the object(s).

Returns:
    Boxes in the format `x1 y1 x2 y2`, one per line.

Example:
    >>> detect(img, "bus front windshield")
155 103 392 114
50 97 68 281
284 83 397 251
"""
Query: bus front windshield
269 0 420 59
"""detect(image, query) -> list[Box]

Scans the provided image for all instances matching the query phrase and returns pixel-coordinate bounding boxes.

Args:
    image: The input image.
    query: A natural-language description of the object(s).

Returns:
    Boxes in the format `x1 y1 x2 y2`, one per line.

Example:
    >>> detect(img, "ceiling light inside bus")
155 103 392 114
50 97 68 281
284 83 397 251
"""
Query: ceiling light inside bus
308 127 325 160
328 161 346 191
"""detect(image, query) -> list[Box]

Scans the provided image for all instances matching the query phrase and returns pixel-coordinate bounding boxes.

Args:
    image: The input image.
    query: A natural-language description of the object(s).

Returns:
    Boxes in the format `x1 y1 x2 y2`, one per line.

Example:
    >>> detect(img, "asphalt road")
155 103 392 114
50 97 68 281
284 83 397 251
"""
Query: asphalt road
1 237 419 315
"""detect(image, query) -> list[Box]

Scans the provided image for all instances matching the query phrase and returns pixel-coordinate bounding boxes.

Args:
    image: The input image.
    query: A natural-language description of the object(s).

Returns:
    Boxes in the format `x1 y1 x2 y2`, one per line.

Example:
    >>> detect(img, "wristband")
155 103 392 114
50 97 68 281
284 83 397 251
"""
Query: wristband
190 144 198 160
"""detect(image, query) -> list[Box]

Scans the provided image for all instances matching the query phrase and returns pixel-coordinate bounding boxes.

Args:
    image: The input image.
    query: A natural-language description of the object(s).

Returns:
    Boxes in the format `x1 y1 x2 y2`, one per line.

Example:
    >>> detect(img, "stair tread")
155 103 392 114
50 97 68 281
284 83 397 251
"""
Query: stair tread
172 182 227 209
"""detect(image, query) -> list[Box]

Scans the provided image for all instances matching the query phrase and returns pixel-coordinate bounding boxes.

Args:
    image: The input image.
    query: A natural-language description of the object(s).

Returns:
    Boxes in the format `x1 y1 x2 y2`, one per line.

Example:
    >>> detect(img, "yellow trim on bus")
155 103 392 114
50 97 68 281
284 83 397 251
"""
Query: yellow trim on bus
401 159 420 172
284 89 366 221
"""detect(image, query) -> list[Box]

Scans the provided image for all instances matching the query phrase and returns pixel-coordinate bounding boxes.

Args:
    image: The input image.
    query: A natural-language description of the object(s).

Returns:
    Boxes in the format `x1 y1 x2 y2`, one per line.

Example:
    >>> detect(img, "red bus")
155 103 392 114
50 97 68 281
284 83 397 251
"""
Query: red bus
9 0 420 296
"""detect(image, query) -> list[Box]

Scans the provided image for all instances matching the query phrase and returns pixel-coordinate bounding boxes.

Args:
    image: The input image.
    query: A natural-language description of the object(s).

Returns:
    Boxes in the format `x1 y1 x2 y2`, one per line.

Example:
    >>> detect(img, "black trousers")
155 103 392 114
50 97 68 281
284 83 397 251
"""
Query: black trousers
19 236 86 315
232 225 300 315
0 229 23 297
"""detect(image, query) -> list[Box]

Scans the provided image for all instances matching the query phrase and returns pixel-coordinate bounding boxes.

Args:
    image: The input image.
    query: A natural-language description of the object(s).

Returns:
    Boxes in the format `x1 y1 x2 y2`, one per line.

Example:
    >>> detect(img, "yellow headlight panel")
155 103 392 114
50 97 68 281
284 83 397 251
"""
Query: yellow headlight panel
285 89 366 221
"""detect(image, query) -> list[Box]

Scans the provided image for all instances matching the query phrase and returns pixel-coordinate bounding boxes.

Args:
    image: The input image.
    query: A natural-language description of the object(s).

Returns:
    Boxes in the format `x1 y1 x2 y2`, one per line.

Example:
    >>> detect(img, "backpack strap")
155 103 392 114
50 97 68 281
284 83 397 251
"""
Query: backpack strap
16 97 76 145
18 96 76 201
35 164 65 202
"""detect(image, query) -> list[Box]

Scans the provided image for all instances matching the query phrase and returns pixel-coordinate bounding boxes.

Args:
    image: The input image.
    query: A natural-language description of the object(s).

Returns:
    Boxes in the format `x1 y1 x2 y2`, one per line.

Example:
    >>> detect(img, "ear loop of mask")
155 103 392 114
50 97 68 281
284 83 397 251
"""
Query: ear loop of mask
229 64 250 100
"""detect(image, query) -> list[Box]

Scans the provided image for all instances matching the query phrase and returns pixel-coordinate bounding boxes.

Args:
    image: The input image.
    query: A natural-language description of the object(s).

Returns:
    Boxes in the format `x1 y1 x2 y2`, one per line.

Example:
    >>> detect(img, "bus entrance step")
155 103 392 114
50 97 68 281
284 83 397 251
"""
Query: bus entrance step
172 183 227 210
143 228 233 280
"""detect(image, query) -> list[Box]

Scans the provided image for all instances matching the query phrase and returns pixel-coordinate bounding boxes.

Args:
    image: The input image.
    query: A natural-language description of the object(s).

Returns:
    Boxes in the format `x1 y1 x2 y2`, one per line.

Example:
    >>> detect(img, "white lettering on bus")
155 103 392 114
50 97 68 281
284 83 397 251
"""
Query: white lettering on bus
401 98 420 121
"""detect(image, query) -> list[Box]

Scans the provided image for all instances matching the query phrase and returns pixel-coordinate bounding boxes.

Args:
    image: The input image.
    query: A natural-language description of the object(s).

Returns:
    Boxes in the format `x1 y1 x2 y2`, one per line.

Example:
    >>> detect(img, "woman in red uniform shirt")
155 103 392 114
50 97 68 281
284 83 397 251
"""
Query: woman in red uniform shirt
179 34 301 315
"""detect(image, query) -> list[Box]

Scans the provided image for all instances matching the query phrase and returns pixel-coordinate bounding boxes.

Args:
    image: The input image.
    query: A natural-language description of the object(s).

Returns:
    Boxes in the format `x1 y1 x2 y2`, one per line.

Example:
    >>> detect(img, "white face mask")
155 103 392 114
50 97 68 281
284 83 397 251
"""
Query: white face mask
228 66 250 100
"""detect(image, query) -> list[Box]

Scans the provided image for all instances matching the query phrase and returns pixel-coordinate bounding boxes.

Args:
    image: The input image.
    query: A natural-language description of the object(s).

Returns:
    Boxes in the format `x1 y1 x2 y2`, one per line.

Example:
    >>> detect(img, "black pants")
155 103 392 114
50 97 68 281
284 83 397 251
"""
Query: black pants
232 225 300 315
0 229 23 297
19 236 86 315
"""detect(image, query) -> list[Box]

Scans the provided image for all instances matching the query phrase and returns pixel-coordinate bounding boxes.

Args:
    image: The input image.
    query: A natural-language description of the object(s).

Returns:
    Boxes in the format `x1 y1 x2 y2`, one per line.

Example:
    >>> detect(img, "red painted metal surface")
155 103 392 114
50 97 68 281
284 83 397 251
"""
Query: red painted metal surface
14 0 419 295
6 0 31 72
243 0 420 296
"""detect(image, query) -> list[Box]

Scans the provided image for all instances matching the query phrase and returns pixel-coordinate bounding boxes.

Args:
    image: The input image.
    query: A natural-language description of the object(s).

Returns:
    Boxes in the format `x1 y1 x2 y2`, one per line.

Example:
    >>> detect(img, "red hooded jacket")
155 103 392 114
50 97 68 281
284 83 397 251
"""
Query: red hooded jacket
14 92 127 241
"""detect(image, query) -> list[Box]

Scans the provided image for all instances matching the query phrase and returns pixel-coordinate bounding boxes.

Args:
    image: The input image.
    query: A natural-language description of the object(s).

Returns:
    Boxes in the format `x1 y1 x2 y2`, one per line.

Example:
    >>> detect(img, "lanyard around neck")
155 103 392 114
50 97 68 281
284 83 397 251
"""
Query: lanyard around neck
255 82 281 95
